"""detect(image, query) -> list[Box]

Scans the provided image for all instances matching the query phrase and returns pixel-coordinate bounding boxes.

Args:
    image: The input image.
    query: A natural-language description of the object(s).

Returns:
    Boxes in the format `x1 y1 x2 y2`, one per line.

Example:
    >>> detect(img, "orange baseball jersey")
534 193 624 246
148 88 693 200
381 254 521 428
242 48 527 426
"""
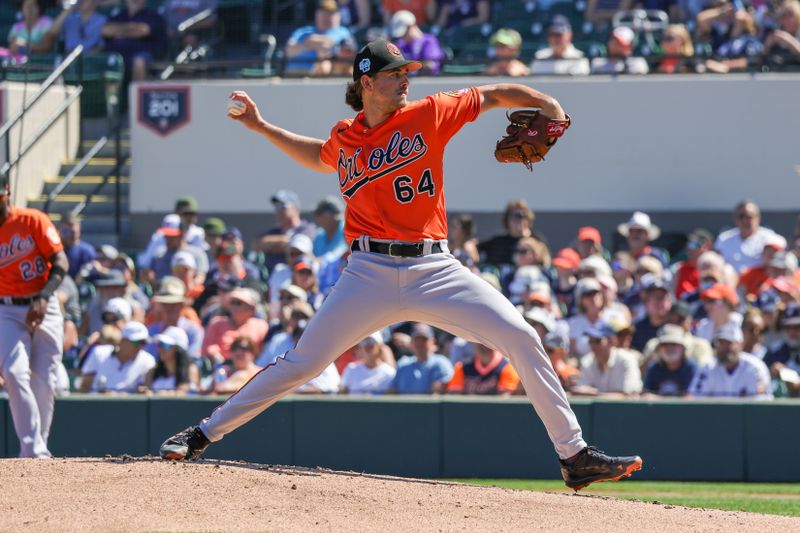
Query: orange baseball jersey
447 354 521 395
320 86 481 244
0 207 64 296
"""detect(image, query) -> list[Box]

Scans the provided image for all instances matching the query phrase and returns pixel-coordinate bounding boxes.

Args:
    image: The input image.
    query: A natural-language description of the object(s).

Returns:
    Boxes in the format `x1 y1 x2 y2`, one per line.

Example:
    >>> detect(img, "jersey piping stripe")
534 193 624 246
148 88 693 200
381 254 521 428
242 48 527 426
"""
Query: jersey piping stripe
342 149 428 198
207 350 290 416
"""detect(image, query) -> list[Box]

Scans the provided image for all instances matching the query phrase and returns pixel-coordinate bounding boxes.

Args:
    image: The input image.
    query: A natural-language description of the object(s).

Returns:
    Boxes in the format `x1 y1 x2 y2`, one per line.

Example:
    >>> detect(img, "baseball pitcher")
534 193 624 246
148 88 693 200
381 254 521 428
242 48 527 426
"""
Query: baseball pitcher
0 171 68 458
160 40 642 490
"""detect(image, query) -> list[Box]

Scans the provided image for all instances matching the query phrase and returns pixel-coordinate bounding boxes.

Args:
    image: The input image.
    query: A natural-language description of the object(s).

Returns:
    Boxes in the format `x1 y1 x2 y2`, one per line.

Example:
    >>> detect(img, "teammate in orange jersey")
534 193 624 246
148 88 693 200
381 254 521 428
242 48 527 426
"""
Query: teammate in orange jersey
0 171 69 458
160 40 642 491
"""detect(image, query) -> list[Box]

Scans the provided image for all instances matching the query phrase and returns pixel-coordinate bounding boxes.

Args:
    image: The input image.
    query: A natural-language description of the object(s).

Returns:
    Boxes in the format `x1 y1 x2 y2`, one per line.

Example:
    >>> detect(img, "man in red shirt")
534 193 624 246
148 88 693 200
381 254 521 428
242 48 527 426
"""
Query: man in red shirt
0 171 69 458
160 40 642 491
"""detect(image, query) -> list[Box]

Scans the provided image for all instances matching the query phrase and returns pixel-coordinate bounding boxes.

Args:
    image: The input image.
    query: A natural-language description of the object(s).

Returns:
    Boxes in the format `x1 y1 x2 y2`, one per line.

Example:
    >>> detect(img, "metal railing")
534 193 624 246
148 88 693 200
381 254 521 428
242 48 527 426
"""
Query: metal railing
43 135 107 214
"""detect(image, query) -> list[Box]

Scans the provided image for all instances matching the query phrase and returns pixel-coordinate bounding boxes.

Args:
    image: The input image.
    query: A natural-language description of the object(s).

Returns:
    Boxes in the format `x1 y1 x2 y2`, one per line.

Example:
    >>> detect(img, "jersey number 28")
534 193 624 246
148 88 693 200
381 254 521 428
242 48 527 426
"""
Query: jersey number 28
393 169 434 204
20 257 47 281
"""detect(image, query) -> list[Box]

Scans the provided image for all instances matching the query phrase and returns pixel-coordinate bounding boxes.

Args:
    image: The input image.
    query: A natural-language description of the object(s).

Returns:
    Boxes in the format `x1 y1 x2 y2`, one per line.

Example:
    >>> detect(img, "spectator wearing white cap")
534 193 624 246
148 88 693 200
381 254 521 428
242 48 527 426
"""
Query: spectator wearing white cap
689 323 772 399
147 276 204 362
591 26 649 74
84 321 157 393
715 200 787 274
203 287 268 365
142 326 199 395
617 211 668 267
567 277 606 357
340 332 397 394
268 233 316 321
171 249 203 300
391 10 445 75
252 189 317 272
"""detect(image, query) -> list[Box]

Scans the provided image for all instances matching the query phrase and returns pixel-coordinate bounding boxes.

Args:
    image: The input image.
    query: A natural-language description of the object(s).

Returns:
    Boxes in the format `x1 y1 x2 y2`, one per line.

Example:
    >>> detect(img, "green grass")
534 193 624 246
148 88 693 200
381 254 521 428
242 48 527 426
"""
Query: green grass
452 480 800 517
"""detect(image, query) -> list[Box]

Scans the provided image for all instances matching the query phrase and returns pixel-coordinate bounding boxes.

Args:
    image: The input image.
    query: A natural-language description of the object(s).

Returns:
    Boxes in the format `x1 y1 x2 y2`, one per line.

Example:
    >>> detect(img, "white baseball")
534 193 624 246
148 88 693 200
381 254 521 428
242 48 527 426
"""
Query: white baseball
227 99 247 117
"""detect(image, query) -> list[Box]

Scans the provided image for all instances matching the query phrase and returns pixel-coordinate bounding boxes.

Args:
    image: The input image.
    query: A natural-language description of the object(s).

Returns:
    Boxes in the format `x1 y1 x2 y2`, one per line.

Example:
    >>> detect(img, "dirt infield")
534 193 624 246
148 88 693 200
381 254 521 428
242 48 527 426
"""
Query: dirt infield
1 457 797 533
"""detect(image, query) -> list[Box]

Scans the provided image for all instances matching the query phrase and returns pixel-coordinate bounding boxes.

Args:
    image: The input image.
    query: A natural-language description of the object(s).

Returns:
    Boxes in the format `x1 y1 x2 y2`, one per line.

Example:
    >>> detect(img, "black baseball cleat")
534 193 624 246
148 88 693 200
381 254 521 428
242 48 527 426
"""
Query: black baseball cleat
159 425 210 461
560 446 643 492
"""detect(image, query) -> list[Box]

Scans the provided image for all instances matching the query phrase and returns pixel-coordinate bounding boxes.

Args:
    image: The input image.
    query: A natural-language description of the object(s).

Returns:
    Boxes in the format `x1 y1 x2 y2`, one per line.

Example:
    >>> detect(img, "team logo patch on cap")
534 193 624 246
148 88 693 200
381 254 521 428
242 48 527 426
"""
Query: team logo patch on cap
443 88 469 98
359 58 371 73
386 43 402 57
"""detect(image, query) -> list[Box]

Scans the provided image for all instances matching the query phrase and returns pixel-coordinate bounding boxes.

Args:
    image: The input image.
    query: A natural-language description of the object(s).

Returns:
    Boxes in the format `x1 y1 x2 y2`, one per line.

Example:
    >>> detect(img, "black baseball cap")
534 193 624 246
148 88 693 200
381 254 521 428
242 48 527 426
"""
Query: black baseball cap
353 39 422 81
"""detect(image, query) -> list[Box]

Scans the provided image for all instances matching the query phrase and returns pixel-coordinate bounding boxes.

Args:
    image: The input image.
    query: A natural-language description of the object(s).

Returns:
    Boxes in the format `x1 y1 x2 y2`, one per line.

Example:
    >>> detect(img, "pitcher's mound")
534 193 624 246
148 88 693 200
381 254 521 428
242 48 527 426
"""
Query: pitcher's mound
1 457 796 532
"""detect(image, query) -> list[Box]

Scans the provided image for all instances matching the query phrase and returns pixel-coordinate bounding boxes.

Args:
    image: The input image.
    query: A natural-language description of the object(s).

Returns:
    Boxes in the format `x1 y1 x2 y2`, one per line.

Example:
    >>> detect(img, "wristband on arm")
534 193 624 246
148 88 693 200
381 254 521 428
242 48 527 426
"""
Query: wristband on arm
37 264 66 301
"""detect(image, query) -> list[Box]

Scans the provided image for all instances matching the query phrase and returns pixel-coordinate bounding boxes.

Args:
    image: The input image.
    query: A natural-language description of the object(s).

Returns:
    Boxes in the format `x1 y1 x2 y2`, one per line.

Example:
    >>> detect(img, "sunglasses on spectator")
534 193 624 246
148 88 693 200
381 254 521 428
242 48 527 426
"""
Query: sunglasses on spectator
509 212 528 220
515 248 532 254
662 34 677 41
158 341 177 350
228 299 248 307
230 343 250 352
737 212 756 220
280 294 297 302
742 325 763 334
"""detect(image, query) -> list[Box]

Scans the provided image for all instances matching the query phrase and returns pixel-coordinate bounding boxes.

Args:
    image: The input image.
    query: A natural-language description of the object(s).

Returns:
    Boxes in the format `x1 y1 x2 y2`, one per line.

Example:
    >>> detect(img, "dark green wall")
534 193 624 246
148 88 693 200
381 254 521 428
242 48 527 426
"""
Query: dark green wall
3 396 799 482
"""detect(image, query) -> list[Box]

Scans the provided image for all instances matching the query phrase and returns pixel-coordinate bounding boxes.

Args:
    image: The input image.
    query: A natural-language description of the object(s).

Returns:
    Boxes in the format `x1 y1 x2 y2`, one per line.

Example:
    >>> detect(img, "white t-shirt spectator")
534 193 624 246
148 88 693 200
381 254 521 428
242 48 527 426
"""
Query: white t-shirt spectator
531 45 590 75
341 362 396 394
92 349 156 393
714 227 786 273
296 363 340 393
689 352 772 399
693 313 743 343
81 344 115 375
577 348 643 394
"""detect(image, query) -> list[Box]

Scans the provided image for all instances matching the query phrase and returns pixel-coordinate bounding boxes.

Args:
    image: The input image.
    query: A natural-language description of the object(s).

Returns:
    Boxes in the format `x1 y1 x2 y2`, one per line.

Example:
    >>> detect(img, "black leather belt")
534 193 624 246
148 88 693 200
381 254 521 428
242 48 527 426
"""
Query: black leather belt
351 240 444 258
0 296 36 305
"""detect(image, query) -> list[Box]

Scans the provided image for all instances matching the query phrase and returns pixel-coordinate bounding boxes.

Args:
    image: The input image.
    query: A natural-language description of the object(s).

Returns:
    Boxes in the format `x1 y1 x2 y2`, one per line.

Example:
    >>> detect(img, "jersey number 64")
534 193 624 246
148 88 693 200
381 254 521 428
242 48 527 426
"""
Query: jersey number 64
393 169 435 204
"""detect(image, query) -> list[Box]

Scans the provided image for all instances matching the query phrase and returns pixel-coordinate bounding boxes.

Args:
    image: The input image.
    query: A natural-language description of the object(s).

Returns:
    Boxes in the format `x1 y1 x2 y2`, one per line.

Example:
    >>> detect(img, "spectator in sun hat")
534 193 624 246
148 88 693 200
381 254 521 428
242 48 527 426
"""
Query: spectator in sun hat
312 196 347 259
484 28 530 77
573 322 642 397
531 15 590 76
693 282 743 343
715 200 785 274
616 211 668 267
391 10 445 75
631 274 673 352
689 322 772 399
591 26 649 75
642 301 713 369
146 276 204 361
252 189 317 272
642 324 698 397
672 228 715 299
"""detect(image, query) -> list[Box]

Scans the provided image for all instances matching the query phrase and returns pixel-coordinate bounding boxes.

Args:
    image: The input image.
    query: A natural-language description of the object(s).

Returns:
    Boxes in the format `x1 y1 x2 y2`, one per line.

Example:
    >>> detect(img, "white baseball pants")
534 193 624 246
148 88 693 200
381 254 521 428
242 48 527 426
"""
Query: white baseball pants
201 249 586 460
0 296 63 458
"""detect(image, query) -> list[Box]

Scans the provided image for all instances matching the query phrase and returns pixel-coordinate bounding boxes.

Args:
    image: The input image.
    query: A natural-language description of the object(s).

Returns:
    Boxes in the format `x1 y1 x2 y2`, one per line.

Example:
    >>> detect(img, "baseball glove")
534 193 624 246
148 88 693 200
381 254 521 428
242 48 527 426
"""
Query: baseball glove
494 109 571 170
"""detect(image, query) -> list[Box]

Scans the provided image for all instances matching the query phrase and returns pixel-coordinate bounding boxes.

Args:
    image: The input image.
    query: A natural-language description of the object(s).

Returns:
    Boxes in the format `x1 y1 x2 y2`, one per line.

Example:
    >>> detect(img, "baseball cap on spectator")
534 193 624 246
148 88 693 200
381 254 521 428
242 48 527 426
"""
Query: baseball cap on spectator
611 26 635 48
585 321 617 340
686 228 713 250
271 189 301 209
524 307 556 333
94 269 126 287
289 234 314 256
510 266 546 295
390 10 416 38
612 253 636 273
640 273 668 293
291 301 315 319
293 260 314 273
113 253 136 274
318 0 339 12
155 326 189 351
99 244 119 261
655 324 688 348
670 301 692 319
579 255 612 277
152 276 187 304
229 287 260 308
597 274 618 293
618 211 660 240
102 297 133 322
577 226 601 244
637 256 664 278
222 226 243 243
755 290 780 312
314 196 343 216
490 28 523 49
548 14 572 34
280 284 308 302
174 196 198 214
359 330 385 346
411 323 435 339
782 304 800 326
714 323 743 344
701 283 739 306
543 330 569 351
121 321 149 343
607 315 634 335
159 214 182 237
203 217 226 236
552 248 581 270
575 277 602 299
171 250 197 271
771 276 796 294
768 251 798 271
527 281 552 305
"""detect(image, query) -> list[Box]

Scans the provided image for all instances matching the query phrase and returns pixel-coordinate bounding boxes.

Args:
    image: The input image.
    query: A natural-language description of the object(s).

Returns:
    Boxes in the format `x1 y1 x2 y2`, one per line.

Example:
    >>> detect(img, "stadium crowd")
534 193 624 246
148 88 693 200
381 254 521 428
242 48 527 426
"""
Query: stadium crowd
2 193 796 401
2 0 799 79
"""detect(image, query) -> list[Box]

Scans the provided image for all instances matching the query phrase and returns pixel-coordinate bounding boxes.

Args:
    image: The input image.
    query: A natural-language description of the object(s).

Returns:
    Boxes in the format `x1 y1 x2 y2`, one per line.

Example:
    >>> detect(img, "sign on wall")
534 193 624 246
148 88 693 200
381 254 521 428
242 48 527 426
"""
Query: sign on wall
137 85 191 136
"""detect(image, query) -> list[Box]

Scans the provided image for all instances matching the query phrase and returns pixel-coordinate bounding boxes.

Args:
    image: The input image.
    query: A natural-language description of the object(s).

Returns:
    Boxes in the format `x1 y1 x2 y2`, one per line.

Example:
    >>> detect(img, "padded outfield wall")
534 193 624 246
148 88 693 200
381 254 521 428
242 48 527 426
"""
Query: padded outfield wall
126 74 800 248
2 396 799 482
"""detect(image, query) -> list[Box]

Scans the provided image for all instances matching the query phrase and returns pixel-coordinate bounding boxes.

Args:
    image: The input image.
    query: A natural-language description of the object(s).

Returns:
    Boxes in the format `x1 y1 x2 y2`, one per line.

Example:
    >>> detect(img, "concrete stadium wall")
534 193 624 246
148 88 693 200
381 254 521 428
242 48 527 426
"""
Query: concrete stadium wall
3 396 799 482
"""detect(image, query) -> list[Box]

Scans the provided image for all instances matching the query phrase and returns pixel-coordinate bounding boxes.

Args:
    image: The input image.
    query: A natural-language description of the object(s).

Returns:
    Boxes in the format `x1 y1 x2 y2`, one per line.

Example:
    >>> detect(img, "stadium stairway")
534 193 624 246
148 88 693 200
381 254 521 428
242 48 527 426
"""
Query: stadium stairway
29 134 131 248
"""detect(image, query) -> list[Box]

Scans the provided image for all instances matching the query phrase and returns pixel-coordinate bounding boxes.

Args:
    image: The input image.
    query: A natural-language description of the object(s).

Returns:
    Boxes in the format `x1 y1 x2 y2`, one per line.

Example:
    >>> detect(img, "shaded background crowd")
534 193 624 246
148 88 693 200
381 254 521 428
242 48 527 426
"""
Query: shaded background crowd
4 191 798 401
2 0 799 86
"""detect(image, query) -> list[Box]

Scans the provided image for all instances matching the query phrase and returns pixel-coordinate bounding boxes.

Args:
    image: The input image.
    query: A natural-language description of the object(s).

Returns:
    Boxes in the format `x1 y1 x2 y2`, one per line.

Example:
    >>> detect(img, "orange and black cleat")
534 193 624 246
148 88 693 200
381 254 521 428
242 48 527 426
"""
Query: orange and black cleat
559 446 643 492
